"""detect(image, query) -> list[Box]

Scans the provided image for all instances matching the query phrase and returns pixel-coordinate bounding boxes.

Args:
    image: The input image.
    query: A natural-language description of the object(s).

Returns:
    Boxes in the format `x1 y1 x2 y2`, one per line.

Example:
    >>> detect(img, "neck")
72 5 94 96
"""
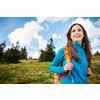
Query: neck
73 41 82 48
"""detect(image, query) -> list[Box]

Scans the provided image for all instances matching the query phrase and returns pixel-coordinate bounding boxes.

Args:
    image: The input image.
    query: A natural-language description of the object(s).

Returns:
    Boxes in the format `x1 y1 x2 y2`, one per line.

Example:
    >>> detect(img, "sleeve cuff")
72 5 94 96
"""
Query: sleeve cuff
61 66 66 74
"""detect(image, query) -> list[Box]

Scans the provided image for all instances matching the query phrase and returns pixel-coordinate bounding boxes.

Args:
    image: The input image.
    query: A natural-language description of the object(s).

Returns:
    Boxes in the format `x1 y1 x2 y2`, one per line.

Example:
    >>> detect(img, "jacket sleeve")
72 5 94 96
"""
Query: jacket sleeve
49 48 66 74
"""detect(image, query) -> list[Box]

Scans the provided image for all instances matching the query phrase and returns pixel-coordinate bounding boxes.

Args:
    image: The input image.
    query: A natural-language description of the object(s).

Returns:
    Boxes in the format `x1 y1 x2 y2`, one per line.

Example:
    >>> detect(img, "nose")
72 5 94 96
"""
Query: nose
75 31 79 34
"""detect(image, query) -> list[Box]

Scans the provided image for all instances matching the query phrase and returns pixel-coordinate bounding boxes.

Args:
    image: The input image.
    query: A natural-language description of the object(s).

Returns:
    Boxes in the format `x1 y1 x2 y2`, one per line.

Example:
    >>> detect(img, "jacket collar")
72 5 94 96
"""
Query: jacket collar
73 42 85 50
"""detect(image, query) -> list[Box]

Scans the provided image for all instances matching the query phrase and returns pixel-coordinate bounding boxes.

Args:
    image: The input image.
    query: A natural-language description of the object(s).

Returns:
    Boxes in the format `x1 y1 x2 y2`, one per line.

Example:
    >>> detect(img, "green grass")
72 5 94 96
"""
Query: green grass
0 56 100 84
88 55 100 84
0 60 53 84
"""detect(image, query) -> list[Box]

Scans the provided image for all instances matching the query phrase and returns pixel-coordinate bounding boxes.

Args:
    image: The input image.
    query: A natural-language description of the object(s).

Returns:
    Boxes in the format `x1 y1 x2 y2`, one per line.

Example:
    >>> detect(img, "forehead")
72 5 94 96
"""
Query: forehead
71 25 83 30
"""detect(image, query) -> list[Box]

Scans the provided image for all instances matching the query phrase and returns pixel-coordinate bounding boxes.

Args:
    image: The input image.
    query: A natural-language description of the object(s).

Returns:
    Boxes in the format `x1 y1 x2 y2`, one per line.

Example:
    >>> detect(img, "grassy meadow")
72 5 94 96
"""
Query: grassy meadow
0 55 100 84
88 55 100 84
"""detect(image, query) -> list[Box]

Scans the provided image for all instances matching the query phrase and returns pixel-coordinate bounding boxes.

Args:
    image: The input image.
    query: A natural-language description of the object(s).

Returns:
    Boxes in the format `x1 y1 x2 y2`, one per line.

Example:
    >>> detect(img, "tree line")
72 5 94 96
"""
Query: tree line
1 37 100 63
0 38 56 63
0 41 28 63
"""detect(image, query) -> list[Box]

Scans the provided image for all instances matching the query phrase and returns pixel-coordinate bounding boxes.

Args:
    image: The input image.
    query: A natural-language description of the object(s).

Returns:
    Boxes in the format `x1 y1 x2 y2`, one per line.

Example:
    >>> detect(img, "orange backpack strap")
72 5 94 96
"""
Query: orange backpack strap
53 46 74 84
63 46 74 84
63 46 71 77
63 46 71 63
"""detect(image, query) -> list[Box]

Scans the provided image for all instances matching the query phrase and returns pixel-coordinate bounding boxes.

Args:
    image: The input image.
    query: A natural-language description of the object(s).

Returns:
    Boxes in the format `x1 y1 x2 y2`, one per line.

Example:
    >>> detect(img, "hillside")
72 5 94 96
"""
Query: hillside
0 55 100 84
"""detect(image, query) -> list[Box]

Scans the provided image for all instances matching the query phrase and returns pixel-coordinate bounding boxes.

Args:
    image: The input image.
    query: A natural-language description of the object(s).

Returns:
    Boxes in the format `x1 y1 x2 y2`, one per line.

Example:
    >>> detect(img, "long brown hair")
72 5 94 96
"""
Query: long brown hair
67 23 92 67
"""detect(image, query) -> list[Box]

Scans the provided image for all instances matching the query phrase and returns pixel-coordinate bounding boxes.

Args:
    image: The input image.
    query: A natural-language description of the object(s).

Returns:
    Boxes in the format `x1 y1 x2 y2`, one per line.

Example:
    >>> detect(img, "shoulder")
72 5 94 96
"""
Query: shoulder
63 46 68 50
57 47 64 54
55 47 64 59
56 46 68 56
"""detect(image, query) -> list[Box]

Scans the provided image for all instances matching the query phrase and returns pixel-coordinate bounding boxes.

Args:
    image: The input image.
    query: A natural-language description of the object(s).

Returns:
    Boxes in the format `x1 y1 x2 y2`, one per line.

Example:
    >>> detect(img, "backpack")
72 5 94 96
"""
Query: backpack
52 46 90 84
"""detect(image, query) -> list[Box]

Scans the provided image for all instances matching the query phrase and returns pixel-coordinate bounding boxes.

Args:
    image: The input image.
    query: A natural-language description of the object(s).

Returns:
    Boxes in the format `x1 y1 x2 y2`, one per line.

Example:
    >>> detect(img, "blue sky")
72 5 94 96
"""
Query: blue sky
0 17 100 58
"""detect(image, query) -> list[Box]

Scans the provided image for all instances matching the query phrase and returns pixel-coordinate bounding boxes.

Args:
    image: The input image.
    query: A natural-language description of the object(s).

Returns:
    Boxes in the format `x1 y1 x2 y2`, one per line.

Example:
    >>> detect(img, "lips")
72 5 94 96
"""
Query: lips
74 36 80 38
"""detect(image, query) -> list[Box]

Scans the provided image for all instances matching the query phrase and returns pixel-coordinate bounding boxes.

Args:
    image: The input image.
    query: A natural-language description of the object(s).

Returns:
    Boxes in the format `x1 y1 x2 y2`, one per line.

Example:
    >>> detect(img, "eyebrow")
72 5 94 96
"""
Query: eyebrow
72 28 82 31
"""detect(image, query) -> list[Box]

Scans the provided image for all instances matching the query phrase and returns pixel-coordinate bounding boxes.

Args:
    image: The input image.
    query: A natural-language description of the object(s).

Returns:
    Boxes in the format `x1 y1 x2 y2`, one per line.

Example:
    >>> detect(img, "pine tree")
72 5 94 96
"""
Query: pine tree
20 46 28 59
0 41 6 62
39 49 46 62
46 38 55 50
39 38 56 62
4 41 21 63
94 50 100 55
45 38 56 61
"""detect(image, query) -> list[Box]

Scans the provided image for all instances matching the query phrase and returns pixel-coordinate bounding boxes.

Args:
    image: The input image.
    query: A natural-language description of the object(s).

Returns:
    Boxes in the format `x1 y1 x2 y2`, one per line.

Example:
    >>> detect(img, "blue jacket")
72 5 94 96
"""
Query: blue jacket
49 42 88 84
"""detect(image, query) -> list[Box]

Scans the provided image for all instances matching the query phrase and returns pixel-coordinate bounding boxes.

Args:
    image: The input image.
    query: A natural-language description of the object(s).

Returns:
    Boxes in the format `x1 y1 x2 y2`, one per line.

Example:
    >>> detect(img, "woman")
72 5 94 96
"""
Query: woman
49 23 92 84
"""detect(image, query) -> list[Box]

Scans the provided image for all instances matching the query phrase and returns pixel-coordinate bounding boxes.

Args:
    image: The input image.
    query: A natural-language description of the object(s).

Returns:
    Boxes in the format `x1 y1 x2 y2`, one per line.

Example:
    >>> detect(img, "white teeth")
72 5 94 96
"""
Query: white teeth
75 36 80 38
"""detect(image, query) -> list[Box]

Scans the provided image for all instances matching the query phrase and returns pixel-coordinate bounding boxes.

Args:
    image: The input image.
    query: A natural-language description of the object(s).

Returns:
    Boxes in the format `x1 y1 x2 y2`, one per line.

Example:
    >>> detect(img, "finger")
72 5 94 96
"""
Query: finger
68 63 73 65
69 65 73 69
67 67 73 70
69 63 73 67
87 68 90 70
67 63 73 66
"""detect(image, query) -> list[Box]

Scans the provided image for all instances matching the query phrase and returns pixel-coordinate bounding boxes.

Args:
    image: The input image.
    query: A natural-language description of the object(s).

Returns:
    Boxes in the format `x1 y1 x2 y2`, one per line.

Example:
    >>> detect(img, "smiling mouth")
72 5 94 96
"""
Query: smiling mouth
74 36 80 38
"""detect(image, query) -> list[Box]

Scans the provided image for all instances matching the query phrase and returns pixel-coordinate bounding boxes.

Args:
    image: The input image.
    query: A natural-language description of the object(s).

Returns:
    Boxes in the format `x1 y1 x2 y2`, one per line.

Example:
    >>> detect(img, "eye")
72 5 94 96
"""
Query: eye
78 29 81 32
72 30 75 32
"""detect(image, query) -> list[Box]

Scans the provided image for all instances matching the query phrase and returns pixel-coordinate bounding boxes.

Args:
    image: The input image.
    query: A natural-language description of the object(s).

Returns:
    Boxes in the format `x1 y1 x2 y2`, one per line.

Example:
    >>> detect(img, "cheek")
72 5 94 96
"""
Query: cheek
81 32 84 38
80 31 84 35
83 33 84 37
70 33 74 38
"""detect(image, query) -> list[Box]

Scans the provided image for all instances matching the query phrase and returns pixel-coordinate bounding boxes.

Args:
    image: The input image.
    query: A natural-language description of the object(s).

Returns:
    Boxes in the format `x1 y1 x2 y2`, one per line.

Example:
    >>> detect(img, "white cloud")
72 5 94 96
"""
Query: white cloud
28 50 40 58
45 23 49 29
91 38 100 48
52 34 61 40
72 17 100 38
94 19 100 27
37 17 70 23
8 21 47 58
37 17 49 23
35 35 47 50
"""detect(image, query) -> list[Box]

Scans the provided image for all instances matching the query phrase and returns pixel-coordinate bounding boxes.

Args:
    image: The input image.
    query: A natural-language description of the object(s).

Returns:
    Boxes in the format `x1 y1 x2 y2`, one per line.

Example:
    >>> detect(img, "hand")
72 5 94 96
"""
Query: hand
64 63 73 72
87 68 92 76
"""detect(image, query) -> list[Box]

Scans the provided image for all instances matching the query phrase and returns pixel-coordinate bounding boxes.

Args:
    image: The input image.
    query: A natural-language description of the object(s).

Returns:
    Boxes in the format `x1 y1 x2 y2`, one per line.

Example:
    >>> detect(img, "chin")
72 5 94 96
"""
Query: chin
74 39 82 43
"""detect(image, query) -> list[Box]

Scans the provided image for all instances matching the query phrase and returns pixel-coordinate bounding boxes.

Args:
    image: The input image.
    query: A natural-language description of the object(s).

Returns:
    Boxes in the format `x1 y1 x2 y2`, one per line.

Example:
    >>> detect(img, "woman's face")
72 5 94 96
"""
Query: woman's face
70 25 84 45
